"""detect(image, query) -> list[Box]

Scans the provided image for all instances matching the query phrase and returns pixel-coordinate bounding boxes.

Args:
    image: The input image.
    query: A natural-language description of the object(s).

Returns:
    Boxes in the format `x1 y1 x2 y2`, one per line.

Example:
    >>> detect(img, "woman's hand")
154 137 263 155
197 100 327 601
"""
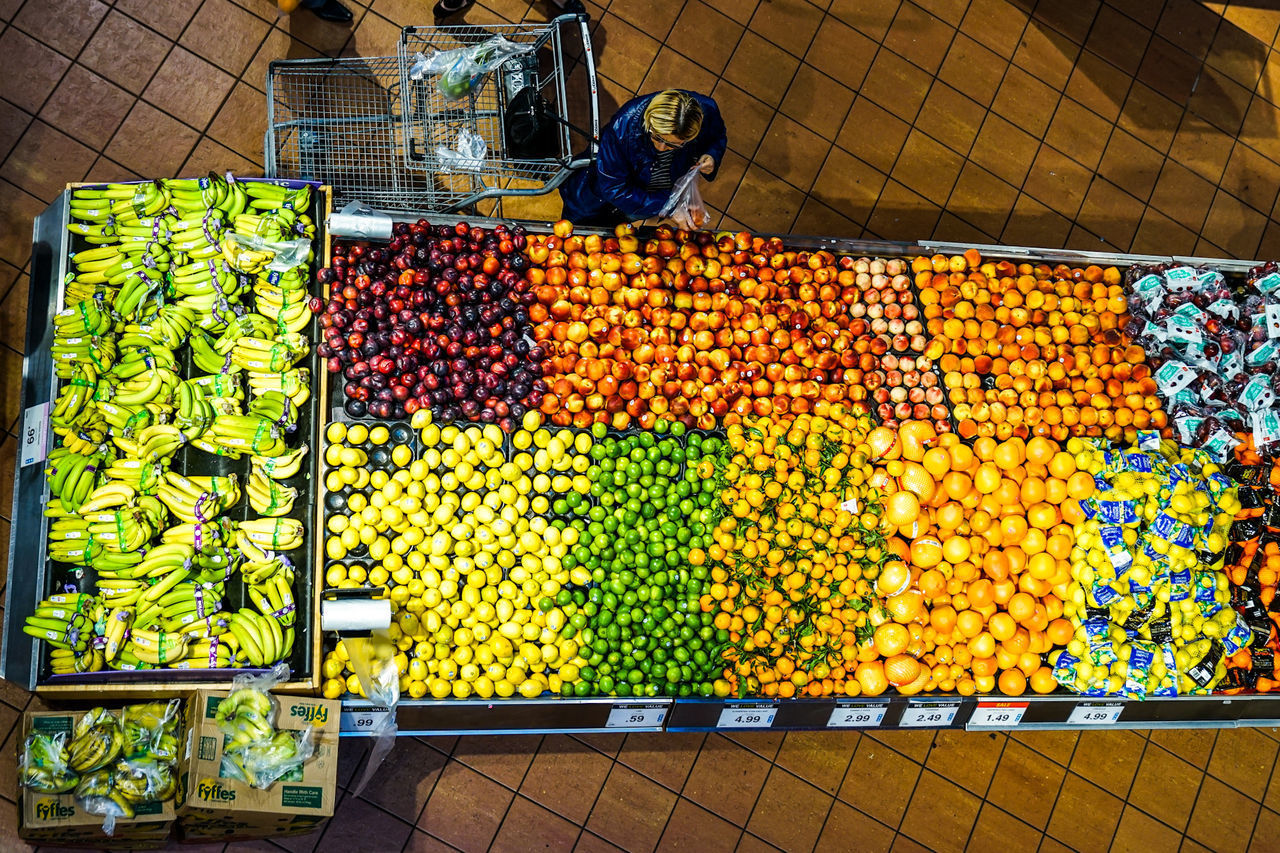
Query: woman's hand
697 154 716 175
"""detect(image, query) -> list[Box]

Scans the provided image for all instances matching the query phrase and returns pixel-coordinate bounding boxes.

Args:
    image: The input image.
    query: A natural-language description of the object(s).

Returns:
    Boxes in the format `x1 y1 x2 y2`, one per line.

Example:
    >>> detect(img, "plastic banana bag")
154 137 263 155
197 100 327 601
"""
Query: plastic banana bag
111 756 178 805
220 725 316 790
75 768 132 836
67 708 123 774
658 166 707 231
409 36 532 101
436 128 487 173
121 699 182 764
343 629 400 798
19 731 78 794
216 663 318 789
223 231 313 272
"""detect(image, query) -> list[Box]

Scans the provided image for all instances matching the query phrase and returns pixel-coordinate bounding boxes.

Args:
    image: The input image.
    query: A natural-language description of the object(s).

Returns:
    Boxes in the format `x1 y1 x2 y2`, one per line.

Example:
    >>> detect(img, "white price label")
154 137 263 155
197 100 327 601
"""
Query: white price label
969 702 1028 728
1067 702 1124 726
1267 304 1280 339
21 402 50 468
606 703 667 729
717 703 776 729
340 707 393 734
899 703 959 728
827 702 887 728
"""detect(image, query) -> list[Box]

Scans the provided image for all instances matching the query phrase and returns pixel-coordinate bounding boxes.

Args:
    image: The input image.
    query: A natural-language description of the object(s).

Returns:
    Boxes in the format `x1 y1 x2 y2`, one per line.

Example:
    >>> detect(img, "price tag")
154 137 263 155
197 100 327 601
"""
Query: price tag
21 402 50 468
605 703 667 729
899 702 959 728
716 703 776 729
339 706 393 735
1067 702 1124 726
968 701 1028 728
827 702 887 728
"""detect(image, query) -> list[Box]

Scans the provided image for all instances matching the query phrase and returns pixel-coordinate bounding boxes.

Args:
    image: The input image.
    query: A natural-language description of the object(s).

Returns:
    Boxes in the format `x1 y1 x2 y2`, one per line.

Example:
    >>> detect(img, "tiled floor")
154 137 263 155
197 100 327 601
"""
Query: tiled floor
5 0 1280 851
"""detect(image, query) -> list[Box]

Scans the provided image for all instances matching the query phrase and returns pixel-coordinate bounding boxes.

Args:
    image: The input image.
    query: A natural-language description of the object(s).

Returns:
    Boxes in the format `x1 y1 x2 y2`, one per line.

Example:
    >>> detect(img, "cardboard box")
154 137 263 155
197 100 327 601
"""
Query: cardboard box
177 690 339 843
17 709 180 849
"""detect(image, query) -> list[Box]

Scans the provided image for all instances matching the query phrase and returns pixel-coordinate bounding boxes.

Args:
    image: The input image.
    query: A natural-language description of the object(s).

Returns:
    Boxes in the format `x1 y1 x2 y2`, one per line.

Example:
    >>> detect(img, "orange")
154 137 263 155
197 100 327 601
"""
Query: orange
886 590 925 623
972 655 998 678
1029 666 1057 694
1007 592 1036 624
974 462 1001 494
1000 516 1028 545
918 569 947 598
922 447 952 480
969 510 993 533
972 436 997 462
989 612 1017 642
994 438 1026 470
1027 552 1057 581
968 579 994 608
884 490 921 527
948 443 975 471
1043 477 1068 504
874 622 910 657
1048 451 1076 480
1066 471 1096 499
930 605 957 635
982 551 1010 580
956 609 984 639
1060 498 1086 526
855 660 888 696
998 668 1027 696
1046 533 1073 560
1027 502 1060 530
935 502 965 531
909 536 944 569
1026 436 1056 466
1020 477 1046 505
1046 618 1073 647
968 631 996 659
943 471 974 500
876 559 911 596
942 535 972 565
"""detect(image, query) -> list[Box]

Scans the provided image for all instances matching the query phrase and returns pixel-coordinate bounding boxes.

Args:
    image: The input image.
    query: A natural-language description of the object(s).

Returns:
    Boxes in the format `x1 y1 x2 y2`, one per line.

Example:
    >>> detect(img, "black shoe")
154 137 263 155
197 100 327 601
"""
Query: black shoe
550 0 587 15
433 0 475 23
307 0 353 23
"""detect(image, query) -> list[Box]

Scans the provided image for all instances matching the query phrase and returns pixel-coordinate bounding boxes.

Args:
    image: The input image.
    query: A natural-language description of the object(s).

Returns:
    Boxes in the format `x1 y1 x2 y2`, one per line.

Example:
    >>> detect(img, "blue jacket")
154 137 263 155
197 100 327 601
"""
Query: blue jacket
560 91 728 222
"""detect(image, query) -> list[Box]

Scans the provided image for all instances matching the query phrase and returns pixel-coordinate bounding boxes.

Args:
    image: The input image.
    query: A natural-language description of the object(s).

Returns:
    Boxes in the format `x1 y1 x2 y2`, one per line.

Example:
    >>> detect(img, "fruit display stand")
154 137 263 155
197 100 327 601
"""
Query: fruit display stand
1 178 332 698
313 211 1280 736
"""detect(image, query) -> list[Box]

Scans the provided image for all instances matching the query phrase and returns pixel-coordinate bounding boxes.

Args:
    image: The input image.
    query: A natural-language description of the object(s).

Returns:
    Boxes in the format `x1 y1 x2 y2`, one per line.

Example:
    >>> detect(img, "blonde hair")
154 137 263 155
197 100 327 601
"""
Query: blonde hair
643 90 703 141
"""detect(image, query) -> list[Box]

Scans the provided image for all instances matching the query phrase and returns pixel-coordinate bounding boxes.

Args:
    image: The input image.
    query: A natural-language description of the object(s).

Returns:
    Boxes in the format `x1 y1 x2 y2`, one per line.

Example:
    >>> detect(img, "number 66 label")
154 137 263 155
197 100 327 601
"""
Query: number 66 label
717 703 776 729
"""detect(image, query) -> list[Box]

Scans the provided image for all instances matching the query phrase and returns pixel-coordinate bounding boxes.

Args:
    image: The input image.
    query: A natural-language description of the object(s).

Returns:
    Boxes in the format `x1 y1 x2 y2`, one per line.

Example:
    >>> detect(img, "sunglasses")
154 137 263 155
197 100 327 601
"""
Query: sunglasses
650 133 688 150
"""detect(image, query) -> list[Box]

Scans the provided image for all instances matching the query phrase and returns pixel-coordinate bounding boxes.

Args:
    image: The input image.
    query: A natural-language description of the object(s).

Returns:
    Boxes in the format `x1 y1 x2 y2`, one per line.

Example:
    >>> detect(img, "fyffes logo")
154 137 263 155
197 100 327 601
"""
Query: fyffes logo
196 780 236 802
35 799 74 820
290 704 328 725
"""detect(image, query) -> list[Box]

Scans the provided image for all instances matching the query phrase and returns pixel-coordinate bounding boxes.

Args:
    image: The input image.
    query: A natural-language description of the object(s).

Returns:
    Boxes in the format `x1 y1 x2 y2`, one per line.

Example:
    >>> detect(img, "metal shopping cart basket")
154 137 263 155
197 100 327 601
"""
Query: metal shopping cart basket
264 14 599 215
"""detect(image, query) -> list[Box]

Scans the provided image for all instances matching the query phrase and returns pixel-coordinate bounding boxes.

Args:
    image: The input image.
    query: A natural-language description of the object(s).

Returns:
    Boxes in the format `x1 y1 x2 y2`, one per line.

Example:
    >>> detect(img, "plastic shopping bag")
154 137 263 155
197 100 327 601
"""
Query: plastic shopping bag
409 36 532 101
658 166 707 230
436 128 487 173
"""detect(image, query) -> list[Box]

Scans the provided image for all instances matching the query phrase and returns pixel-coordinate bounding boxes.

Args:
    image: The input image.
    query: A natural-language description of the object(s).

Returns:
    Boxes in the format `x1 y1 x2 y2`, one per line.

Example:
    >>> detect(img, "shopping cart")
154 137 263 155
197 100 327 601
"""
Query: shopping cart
264 14 599 215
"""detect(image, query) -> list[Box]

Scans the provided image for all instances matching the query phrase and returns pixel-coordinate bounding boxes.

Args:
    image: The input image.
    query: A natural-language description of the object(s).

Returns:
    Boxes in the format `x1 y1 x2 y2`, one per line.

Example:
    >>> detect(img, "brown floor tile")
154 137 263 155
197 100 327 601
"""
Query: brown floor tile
838 734 921 829
587 762 678 853
868 178 942 239
1076 176 1147 250
962 0 1031 59
828 0 901 41
321 793 415 851
1098 128 1165 202
1045 96 1112 170
1169 112 1234 184
572 733 626 757
341 8 399 56
616 733 704 793
1064 50 1131 122
900 770 981 853
1014 18 1081 91
1148 158 1215 233
643 47 717 100
1186 776 1259 853
1222 140 1280 214
1253 219 1280 262
0 119 94 203
994 66 1062 139
860 48 935 123
666 1 743 76
79 10 172 96
1140 36 1204 105
966 803 1041 853
244 26 325 93
0 276 23 359
1242 91 1280 166
357 737 449 823
945 161 1018 236
1114 82 1184 156
805 18 876 98
0 797 34 852
143 48 236 132
726 163 807 234
1023 143 1093 219
13 0 108 58
925 731 1004 797
404 829 461 853
969 113 1041 187
0 100 30 168
1179 837 1216 853
939 34 1008 108
700 148 748 213
793 195 863 237
781 64 856 145
935 210 995 242
658 797 740 853
1206 727 1279 802
749 0 823 60
0 0 21 19
772 731 859 796
883 1 954 75
491 795 581 853
608 0 683 39
1111 804 1184 853
207 82 268 165
755 113 830 193
1192 234 1228 257
683 734 771 827
0 702 21 802
1252 807 1280 851
917 82 987 157
871 730 938 763
184 137 258 177
420 761 514 852
576 831 626 853
1156 0 1219 59
746 767 832 851
892 128 964 200
180 0 272 76
114 0 199 39
1202 187 1268 258
713 80 775 161
1086 4 1153 75
892 835 933 853
451 734 540 790
0 666 31 711
521 734 612 825
736 833 782 853
1206 23 1268 92
1108 0 1165 29
985 739 1067 830
105 101 200 177
724 32 800 108
1048 771 1125 851
1190 66 1254 136
1067 220 1121 250
838 96 910 175
0 28 71 115
1225 4 1280 46
38 65 134 152
820 800 895 851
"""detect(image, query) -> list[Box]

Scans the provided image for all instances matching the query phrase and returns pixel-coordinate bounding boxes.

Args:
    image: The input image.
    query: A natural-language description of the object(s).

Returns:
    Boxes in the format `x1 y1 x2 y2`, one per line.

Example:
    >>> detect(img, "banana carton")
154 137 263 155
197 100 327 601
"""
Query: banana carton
17 708 180 849
176 690 338 842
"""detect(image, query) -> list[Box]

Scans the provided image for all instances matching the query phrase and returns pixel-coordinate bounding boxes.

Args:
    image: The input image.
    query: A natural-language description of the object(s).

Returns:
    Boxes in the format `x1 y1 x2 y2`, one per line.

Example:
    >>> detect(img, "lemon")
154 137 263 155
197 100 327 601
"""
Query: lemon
392 444 413 467
368 425 390 445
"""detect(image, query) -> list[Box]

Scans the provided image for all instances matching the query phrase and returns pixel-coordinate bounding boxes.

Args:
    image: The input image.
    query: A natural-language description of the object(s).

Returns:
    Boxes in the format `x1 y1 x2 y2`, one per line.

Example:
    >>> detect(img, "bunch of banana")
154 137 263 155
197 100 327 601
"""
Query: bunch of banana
169 257 241 300
224 607 288 667
74 769 135 818
93 399 153 436
248 367 311 406
254 267 312 333
100 181 171 225
102 246 172 291
67 708 122 773
207 413 287 457
100 606 133 663
66 220 118 245
127 423 185 464
237 517 304 552
51 334 116 379
248 571 296 627
118 304 196 351
247 467 298 517
53 507 154 554
107 347 178 384
174 380 217 441
156 472 240 525
135 580 224 633
111 267 166 320
112 757 177 805
54 297 114 338
102 457 167 494
188 371 244 401
164 174 247 219
57 420 110 457
214 686 275 737
125 629 189 666
248 390 298 432
251 444 308 481
69 245 125 285
178 634 236 668
222 729 302 788
46 447 108 513
50 646 105 674
103 366 180 408
23 594 93 650
20 732 79 793
244 181 312 216
189 328 237 375
213 312 277 351
109 647 155 671
161 517 236 555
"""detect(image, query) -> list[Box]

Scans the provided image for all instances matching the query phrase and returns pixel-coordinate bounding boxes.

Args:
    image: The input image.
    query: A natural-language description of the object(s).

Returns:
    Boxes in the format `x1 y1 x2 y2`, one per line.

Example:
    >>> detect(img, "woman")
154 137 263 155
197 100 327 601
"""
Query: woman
560 89 727 227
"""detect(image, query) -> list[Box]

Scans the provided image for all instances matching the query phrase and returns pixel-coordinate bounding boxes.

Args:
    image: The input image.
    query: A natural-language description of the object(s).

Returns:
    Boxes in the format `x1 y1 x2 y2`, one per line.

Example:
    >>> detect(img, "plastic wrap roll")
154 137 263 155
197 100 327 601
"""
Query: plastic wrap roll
320 597 391 632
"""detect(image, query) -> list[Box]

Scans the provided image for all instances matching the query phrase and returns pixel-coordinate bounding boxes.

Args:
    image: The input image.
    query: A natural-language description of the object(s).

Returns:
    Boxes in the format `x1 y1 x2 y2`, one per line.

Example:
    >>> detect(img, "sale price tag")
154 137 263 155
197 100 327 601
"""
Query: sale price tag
340 707 393 735
716 703 776 729
827 702 887 728
899 702 959 728
1067 702 1125 726
968 701 1028 729
606 703 668 729
21 402 50 468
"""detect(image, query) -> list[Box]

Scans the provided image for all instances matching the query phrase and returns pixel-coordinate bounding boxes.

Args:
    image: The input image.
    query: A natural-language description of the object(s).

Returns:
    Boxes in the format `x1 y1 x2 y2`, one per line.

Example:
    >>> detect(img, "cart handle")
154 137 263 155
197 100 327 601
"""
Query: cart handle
559 12 599 156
